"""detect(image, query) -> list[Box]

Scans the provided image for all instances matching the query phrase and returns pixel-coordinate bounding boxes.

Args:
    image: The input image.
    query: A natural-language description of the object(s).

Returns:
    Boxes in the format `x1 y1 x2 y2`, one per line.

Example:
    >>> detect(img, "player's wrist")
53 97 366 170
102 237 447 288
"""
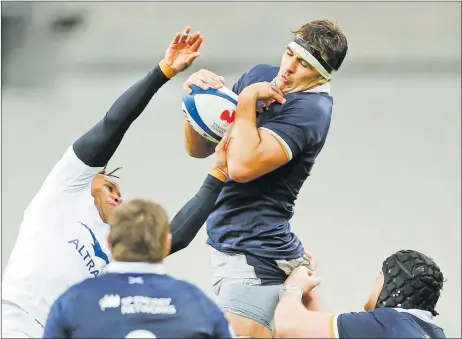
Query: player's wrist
159 59 177 79
239 86 259 102
210 167 228 182
279 284 304 301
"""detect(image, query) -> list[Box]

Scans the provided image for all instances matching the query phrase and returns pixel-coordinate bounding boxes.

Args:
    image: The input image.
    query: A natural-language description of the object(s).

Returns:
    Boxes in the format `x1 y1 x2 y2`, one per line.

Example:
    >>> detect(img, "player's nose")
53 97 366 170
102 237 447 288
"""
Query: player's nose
108 193 123 206
286 58 297 73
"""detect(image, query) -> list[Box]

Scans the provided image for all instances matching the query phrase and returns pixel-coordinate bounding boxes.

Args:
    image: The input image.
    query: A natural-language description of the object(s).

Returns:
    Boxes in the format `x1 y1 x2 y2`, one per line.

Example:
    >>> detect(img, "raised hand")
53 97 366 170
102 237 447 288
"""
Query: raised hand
164 26 203 76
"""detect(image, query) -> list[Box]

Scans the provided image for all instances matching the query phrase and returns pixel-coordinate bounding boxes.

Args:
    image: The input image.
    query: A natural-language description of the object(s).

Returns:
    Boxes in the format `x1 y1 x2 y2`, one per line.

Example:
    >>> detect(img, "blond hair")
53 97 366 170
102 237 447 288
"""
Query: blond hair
109 199 170 263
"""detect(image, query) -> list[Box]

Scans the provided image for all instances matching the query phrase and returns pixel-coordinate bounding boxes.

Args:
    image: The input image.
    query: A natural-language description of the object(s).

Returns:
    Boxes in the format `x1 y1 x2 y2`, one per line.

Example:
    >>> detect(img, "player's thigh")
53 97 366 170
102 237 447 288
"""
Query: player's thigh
1 301 43 338
215 279 281 338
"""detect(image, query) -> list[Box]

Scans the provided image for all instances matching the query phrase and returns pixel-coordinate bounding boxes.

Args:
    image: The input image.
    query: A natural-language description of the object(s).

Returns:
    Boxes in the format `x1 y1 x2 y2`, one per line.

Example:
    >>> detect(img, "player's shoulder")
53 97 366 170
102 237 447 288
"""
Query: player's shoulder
367 307 407 319
170 277 209 296
243 64 279 82
52 276 94 307
247 63 279 74
287 85 332 110
338 307 410 328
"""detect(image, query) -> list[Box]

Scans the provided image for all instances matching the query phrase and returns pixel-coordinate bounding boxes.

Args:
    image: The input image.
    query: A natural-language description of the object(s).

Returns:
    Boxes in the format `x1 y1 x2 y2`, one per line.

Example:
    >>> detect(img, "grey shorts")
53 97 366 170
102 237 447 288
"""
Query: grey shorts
210 246 313 332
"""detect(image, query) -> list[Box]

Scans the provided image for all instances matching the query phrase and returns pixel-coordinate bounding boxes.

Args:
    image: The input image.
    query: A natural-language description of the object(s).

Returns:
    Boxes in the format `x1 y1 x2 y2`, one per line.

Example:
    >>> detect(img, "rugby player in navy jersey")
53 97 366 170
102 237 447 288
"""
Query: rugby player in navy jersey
2 26 209 338
275 250 446 338
180 20 349 337
43 140 234 339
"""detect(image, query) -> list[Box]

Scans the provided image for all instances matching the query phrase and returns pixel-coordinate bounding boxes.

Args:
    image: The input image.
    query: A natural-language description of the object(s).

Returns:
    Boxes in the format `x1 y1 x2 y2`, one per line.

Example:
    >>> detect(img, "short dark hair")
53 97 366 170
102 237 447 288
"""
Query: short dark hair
376 250 444 316
108 199 170 263
293 20 348 72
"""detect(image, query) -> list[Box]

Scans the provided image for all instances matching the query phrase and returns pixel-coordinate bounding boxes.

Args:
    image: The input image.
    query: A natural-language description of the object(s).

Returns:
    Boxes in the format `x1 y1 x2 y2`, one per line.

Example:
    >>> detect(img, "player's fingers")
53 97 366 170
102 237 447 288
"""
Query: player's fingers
171 32 181 45
180 27 191 43
185 52 201 66
309 276 322 288
187 32 200 46
191 36 203 52
305 251 314 260
215 135 226 153
270 88 286 104
185 74 211 91
201 75 223 89
220 130 232 149
193 70 223 89
271 92 286 104
218 76 226 84
183 81 193 94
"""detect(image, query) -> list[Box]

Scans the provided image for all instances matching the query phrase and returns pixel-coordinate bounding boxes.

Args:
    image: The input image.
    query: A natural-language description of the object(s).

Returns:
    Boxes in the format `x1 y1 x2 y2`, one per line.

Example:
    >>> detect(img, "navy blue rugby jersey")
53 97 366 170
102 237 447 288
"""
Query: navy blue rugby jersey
43 262 233 338
206 64 333 260
332 307 446 338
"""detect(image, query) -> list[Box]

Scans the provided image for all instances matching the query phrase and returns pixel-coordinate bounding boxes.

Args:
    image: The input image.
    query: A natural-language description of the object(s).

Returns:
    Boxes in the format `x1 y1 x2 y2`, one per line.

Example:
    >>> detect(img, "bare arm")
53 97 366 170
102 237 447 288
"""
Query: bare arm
226 83 288 183
275 268 335 338
182 69 227 159
275 292 334 338
183 119 216 158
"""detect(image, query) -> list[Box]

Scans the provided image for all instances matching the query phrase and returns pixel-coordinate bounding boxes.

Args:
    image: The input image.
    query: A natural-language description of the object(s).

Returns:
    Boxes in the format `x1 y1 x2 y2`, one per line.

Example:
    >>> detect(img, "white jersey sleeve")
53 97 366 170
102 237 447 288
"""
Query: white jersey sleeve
39 145 104 194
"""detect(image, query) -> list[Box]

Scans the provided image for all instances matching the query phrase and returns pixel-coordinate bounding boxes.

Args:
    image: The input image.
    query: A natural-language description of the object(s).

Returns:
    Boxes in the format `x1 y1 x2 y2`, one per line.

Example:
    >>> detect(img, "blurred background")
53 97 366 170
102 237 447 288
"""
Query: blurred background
1 1 461 336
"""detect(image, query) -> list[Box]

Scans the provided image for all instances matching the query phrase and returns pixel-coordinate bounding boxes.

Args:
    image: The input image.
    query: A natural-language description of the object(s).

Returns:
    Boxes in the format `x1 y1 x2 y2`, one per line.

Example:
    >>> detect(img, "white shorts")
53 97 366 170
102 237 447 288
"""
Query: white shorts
1 300 44 338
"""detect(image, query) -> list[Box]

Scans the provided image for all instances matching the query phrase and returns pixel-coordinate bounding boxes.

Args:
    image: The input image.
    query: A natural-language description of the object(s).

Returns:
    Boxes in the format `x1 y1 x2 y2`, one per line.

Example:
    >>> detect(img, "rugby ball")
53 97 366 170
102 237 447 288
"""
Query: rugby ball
182 85 238 144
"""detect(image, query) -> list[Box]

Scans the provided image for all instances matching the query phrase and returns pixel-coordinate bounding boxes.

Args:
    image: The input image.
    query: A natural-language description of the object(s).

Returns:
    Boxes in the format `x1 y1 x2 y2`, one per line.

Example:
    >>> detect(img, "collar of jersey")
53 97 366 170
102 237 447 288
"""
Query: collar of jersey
303 82 330 94
392 308 436 325
105 261 166 275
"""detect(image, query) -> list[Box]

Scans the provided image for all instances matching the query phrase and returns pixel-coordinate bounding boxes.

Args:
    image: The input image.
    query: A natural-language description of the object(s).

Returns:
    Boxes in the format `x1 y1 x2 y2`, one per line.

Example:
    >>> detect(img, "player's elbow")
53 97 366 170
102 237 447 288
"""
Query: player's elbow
185 144 213 159
227 164 255 183
274 319 299 338
183 121 215 159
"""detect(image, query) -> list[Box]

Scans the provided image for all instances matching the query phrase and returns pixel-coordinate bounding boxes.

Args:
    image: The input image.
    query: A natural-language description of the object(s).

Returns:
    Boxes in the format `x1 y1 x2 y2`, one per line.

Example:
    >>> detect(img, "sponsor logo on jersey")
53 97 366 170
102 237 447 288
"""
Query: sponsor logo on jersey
99 294 177 315
68 222 110 277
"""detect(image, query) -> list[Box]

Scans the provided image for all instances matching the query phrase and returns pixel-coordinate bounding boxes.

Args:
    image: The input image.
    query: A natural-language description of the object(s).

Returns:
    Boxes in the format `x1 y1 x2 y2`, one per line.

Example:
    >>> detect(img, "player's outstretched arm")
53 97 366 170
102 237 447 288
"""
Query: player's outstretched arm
73 26 203 168
169 133 230 255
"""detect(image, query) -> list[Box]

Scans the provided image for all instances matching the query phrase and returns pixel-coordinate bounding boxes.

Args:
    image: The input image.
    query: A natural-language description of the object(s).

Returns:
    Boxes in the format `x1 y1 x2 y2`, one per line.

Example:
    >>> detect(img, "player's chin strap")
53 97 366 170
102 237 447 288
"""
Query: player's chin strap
289 37 333 80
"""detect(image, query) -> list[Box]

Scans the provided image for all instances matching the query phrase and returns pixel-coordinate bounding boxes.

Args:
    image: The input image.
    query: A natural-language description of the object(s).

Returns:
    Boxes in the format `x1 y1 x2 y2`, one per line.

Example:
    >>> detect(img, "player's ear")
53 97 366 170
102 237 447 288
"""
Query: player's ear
164 233 172 258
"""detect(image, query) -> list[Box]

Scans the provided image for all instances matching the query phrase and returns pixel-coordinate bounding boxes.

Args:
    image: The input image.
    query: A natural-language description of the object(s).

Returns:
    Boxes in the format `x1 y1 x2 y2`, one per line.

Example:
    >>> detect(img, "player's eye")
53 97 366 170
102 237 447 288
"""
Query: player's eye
299 59 309 68
286 48 294 56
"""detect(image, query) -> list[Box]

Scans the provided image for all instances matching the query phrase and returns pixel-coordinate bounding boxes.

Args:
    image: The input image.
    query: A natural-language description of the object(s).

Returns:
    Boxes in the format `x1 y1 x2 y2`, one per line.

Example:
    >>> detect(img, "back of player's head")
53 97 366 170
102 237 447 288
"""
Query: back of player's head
294 20 348 72
108 199 170 263
375 250 444 316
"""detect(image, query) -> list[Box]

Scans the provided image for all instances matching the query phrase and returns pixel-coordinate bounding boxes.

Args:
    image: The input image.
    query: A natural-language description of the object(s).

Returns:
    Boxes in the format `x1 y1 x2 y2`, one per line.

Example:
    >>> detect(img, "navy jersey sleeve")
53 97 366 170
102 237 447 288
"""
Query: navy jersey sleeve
232 64 279 95
43 296 70 338
169 174 224 254
211 308 234 338
259 98 330 161
333 310 392 339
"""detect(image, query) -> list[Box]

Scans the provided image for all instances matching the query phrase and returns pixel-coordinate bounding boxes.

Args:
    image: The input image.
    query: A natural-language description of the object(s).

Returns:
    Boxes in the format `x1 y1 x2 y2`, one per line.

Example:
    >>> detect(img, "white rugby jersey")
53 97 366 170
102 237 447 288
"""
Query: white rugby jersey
2 146 111 329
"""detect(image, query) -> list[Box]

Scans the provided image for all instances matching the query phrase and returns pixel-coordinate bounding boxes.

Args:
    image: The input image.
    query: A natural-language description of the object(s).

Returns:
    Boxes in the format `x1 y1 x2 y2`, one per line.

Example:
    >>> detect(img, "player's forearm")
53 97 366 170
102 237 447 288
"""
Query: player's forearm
227 94 263 182
169 171 225 255
183 119 216 158
303 290 327 312
73 61 172 167
275 293 312 337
